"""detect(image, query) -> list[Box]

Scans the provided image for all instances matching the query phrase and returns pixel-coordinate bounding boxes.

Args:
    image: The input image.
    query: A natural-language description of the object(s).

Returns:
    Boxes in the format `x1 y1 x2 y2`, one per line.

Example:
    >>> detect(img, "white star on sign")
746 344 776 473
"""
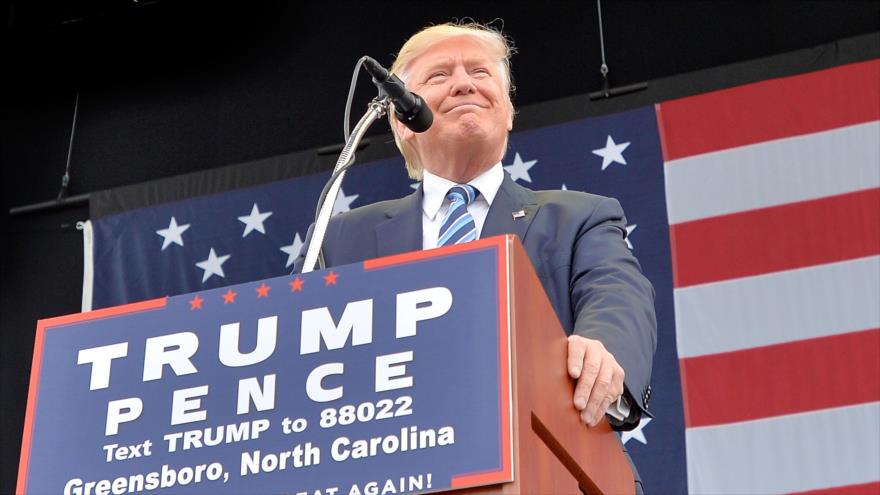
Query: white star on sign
195 248 231 283
625 224 637 250
621 416 651 445
504 152 537 183
280 233 304 268
238 203 273 237
333 188 359 215
592 135 631 171
156 216 190 250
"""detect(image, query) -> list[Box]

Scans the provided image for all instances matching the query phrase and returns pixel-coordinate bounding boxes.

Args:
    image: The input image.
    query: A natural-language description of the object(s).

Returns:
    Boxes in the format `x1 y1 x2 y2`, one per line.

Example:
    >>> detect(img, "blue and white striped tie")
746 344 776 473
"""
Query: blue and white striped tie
437 184 479 247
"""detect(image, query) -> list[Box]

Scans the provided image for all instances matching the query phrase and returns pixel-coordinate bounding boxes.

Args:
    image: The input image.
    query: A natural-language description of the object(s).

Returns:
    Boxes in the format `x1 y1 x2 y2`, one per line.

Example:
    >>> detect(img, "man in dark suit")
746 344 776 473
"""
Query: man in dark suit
296 21 656 490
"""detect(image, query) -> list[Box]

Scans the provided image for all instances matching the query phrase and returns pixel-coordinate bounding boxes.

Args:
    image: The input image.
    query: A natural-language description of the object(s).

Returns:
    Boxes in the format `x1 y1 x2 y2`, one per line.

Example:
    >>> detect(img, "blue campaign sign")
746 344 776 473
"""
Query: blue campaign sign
19 237 513 495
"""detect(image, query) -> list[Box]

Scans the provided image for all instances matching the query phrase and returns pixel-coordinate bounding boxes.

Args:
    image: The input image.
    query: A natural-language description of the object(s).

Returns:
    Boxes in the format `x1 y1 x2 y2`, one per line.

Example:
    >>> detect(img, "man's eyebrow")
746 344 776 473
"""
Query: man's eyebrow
463 55 493 67
419 57 454 72
417 56 494 74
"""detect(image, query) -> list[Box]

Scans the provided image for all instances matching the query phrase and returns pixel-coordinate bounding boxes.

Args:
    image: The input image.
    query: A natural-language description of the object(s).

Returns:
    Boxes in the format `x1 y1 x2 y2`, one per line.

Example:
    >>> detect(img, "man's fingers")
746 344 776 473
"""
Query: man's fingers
569 336 627 426
583 359 613 425
612 366 625 399
567 336 587 379
581 394 616 426
572 343 602 411
593 393 617 426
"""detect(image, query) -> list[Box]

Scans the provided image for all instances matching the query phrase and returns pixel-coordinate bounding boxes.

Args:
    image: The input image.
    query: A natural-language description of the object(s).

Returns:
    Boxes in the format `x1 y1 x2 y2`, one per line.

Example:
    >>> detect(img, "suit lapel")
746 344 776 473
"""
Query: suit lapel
373 176 537 258
481 173 540 242
375 187 423 257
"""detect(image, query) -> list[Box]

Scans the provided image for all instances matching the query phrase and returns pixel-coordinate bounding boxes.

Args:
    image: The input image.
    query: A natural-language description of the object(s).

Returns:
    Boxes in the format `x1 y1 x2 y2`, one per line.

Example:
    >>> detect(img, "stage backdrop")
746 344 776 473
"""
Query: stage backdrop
79 59 879 494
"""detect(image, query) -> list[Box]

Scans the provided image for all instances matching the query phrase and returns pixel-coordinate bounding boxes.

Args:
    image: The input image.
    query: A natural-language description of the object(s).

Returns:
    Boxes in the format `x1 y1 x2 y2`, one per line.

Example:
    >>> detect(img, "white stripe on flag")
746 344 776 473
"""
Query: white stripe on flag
665 121 880 224
686 402 880 494
675 256 880 358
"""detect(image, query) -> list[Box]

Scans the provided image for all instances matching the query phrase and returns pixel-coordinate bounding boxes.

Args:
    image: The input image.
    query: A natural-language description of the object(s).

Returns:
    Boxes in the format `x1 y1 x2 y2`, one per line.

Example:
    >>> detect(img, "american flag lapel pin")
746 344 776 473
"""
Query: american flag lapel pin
512 210 526 219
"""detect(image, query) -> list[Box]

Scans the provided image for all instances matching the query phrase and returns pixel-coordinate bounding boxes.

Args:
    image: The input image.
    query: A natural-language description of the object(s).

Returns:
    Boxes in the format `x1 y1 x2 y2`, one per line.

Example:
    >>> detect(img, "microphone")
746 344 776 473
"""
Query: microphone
363 56 433 133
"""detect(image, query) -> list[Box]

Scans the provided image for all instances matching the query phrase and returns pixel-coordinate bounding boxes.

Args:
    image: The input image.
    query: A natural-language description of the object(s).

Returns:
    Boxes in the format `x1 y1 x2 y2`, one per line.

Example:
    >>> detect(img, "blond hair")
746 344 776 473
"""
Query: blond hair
389 21 515 180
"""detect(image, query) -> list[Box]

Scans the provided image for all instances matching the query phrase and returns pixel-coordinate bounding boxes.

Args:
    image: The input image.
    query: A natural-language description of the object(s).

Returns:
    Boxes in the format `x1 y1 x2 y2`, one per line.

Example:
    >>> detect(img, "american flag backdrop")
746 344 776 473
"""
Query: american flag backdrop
82 59 880 494
660 60 880 494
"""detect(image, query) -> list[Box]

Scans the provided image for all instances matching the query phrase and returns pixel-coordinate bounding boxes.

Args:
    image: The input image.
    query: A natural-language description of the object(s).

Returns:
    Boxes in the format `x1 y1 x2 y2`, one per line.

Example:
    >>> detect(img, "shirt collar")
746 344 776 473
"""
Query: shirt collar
422 162 504 220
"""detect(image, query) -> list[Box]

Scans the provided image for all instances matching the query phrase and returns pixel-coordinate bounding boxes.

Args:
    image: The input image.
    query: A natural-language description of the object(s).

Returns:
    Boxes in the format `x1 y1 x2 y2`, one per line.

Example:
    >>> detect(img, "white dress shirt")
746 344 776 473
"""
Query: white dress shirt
421 162 505 249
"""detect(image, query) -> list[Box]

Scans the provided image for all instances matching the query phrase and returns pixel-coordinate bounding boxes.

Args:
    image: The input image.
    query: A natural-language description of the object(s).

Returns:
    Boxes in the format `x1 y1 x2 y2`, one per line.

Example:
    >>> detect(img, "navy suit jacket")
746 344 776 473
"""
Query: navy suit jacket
294 173 657 418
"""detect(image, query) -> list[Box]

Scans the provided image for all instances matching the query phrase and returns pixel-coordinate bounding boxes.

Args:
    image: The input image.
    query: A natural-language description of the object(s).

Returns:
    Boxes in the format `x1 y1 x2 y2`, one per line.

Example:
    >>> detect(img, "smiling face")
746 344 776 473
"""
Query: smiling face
393 35 514 180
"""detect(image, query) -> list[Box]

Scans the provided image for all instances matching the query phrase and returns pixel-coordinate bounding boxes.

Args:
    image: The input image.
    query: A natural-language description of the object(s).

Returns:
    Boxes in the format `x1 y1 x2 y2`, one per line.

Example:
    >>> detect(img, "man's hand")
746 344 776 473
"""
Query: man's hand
567 335 625 427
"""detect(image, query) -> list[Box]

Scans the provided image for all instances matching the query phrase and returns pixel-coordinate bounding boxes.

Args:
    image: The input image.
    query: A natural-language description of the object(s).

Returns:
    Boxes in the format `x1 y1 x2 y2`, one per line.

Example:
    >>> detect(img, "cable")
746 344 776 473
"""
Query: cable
58 85 81 200
326 55 376 221
596 0 610 88
344 56 369 142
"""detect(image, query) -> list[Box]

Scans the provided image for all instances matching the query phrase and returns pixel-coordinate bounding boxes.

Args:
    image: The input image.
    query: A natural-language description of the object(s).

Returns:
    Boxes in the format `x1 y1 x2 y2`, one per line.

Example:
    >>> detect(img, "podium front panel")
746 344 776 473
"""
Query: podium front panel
19 237 514 494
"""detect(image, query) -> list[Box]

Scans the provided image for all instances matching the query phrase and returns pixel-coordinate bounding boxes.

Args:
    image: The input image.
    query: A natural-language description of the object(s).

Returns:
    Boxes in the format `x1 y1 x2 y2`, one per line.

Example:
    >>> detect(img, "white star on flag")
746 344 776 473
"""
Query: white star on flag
621 416 651 445
195 248 231 283
560 184 568 191
238 203 273 237
156 216 190 250
333 188 359 215
410 182 421 191
280 233 304 268
592 135 631 170
625 224 637 250
504 152 537 183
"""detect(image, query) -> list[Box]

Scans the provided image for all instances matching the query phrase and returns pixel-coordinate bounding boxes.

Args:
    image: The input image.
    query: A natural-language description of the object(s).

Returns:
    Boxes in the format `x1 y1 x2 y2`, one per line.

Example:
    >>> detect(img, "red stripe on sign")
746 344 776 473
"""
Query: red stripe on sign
788 481 880 495
670 188 880 288
680 328 880 428
658 59 880 161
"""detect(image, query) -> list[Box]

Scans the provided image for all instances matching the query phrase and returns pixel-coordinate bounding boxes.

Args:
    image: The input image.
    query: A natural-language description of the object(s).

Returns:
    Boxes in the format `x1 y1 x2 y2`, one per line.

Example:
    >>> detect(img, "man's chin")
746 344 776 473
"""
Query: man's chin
424 119 500 146
453 116 490 137
453 127 491 144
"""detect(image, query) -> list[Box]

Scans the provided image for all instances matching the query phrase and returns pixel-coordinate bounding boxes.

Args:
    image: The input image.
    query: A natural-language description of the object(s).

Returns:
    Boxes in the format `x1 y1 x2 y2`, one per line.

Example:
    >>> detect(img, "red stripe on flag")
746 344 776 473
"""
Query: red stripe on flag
658 60 880 161
670 188 880 288
788 481 880 495
680 328 880 428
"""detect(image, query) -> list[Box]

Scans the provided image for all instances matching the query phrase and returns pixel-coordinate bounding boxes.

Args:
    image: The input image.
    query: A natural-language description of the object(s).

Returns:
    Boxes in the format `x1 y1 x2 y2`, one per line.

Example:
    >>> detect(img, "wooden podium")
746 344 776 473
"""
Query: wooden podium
20 234 634 495
448 235 634 495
